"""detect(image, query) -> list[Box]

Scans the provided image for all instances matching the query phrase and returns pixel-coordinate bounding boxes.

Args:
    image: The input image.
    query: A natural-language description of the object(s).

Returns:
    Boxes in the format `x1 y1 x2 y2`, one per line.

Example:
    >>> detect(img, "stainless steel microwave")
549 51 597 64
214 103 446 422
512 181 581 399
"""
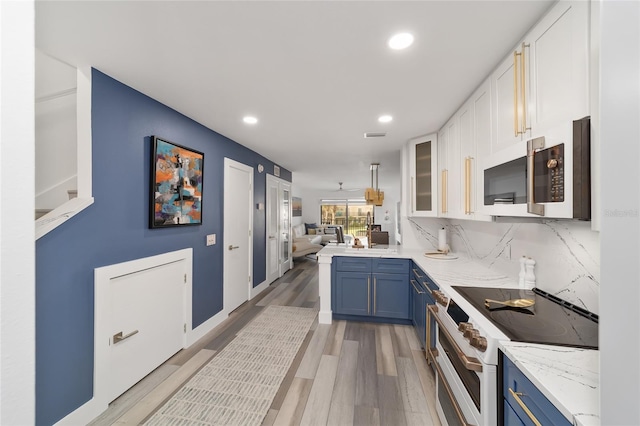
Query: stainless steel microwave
483 117 590 219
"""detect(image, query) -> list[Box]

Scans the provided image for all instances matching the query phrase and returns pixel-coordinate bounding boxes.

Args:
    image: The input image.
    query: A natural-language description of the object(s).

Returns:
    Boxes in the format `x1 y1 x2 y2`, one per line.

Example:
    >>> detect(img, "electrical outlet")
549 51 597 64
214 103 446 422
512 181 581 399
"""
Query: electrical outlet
206 234 216 246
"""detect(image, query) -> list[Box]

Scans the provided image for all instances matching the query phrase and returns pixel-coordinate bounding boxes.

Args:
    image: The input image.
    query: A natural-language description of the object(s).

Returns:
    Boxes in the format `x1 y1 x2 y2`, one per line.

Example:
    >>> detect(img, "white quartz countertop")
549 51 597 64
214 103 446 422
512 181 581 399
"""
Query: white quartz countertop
318 244 517 291
318 244 600 425
499 342 599 426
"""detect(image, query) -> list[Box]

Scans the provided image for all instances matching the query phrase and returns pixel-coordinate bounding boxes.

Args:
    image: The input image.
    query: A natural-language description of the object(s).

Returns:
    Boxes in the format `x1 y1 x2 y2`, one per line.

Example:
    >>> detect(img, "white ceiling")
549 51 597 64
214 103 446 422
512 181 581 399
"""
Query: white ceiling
35 0 554 193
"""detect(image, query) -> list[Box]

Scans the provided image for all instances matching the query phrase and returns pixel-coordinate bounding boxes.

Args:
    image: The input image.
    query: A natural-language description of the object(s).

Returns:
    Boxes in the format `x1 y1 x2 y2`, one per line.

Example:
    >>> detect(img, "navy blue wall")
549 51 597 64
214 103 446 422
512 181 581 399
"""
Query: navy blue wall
35 69 291 425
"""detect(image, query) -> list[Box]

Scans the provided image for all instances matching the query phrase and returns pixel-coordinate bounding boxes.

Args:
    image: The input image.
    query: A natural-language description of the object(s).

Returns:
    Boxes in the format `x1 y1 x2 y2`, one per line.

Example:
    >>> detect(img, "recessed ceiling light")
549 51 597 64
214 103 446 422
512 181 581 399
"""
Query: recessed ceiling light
243 116 258 124
378 115 393 123
388 32 414 50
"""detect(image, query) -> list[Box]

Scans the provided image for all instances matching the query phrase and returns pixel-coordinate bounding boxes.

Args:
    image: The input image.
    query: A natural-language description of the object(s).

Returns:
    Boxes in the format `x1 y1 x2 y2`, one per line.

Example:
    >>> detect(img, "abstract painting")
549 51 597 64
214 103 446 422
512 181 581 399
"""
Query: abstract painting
151 136 204 228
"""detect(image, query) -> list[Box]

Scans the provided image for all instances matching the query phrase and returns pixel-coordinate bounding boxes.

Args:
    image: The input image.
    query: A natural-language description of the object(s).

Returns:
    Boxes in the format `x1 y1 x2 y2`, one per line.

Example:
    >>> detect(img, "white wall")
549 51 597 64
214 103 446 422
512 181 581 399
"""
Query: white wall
599 0 640 423
0 0 36 423
35 50 77 210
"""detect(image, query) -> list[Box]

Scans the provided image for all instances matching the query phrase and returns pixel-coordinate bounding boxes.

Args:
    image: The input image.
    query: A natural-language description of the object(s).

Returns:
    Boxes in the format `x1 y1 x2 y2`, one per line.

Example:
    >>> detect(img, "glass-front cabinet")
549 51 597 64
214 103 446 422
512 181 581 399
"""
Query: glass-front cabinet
408 133 438 217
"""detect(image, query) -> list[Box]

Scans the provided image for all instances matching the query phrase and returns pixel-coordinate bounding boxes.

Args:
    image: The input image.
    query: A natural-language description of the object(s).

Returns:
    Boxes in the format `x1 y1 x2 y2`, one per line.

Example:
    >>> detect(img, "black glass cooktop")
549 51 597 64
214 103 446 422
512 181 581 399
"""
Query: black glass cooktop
452 286 598 349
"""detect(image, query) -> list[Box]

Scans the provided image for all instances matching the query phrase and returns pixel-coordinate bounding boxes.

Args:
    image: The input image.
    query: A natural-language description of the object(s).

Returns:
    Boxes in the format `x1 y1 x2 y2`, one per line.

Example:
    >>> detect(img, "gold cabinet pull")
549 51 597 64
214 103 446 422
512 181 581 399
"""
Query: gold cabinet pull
441 169 448 214
410 279 425 295
373 276 377 315
509 388 542 426
513 49 521 136
411 268 424 279
113 329 139 344
464 157 471 214
520 42 530 134
367 276 371 315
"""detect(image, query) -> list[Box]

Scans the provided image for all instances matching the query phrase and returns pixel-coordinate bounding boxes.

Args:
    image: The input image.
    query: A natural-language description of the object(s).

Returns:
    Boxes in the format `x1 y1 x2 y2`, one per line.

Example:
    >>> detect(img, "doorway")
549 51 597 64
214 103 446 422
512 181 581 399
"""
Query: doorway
223 158 253 313
266 174 291 283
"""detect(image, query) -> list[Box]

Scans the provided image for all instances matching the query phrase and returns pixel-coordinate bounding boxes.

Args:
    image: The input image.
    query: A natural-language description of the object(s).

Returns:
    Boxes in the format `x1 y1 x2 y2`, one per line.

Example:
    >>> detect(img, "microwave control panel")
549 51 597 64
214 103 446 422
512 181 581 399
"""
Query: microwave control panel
535 143 564 203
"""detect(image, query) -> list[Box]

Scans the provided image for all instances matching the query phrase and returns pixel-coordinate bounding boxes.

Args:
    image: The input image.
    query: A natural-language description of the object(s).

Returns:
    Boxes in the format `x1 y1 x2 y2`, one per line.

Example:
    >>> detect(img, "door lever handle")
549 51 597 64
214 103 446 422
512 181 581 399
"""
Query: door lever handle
228 245 240 250
113 329 139 344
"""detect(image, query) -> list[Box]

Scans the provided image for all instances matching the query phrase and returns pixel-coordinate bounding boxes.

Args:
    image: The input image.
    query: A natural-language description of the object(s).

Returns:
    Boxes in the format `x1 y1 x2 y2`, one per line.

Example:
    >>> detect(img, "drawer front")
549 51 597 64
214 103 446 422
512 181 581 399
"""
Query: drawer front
411 262 426 282
334 256 372 272
412 262 439 292
422 274 439 293
372 258 410 274
503 355 571 426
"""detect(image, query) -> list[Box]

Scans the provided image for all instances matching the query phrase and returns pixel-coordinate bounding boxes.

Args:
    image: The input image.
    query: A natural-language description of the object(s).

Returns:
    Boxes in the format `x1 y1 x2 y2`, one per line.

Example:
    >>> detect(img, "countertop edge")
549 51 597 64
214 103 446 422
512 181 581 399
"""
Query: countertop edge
499 341 600 426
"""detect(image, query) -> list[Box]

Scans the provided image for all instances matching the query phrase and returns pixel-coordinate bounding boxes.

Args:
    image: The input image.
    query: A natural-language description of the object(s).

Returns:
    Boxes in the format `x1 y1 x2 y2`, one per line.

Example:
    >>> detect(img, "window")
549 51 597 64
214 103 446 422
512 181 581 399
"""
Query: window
320 200 374 236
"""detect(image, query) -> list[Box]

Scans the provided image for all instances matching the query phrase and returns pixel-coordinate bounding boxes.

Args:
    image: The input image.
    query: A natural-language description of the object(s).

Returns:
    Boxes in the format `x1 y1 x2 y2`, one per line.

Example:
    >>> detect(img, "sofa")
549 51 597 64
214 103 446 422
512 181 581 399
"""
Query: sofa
292 224 324 258
293 223 342 245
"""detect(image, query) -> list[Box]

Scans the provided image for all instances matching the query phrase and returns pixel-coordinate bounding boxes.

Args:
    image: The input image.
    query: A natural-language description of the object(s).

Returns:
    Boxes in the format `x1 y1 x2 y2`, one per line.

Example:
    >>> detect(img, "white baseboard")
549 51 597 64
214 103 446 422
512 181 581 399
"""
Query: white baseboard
186 310 228 347
319 310 333 324
250 279 269 299
54 397 105 426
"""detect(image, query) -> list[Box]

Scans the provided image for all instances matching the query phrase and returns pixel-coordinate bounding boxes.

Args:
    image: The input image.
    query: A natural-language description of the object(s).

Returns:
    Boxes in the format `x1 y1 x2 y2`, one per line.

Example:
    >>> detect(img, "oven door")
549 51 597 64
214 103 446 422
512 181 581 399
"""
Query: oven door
428 306 482 425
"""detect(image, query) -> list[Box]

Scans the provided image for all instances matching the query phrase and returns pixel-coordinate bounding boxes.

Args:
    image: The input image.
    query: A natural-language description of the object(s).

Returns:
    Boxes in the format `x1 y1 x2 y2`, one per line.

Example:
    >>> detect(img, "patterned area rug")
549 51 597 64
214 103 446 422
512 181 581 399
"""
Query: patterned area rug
144 305 318 425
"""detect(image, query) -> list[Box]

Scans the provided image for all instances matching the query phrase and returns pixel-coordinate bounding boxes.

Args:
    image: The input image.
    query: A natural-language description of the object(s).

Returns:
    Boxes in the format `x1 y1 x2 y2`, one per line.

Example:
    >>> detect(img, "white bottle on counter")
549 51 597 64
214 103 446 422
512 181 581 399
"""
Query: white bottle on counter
524 257 536 289
518 256 527 288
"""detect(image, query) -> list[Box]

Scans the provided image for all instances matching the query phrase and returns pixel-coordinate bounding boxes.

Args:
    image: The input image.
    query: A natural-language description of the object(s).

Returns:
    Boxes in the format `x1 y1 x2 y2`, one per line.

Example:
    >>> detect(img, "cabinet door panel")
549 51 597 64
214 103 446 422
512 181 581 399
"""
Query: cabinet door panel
372 258 410 274
334 271 370 316
504 400 526 425
335 256 372 273
492 56 525 155
409 133 439 217
374 274 410 319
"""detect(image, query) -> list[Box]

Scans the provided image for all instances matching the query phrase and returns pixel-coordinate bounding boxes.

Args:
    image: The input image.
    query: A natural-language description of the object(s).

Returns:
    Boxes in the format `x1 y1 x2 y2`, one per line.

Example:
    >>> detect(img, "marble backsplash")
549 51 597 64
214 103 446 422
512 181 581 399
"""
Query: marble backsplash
404 217 600 314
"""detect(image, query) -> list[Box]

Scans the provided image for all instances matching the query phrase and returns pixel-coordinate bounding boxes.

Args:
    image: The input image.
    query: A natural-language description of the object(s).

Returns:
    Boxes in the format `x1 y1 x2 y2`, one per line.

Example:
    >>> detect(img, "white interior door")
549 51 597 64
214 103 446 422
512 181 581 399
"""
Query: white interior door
266 174 280 283
223 158 253 313
108 259 185 402
280 183 292 273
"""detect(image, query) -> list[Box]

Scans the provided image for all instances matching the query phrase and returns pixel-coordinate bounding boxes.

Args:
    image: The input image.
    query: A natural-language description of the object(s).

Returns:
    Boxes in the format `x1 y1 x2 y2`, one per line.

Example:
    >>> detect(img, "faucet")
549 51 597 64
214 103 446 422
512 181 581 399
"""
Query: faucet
366 211 372 248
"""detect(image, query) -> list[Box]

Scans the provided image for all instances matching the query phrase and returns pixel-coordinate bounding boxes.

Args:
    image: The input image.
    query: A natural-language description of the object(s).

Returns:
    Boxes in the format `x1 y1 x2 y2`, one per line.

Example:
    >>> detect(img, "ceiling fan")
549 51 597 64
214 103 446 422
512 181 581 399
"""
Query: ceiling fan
332 182 361 192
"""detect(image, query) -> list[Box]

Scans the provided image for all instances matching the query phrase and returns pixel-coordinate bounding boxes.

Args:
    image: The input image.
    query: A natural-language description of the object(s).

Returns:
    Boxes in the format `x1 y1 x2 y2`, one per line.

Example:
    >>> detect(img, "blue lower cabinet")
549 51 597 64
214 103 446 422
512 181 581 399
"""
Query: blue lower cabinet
332 257 410 321
374 274 410 319
501 352 571 426
334 271 371 316
504 401 525 425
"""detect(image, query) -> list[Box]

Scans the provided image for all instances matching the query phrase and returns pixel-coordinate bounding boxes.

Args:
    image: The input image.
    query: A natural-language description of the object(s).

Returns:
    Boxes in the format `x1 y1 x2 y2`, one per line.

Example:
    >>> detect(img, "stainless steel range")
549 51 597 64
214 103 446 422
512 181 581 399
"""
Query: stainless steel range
427 286 598 426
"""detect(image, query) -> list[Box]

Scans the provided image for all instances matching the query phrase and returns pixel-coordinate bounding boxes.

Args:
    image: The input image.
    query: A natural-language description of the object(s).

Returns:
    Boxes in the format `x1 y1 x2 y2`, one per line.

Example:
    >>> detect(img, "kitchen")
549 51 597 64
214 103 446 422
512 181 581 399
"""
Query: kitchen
298 0 615 424
2 0 638 425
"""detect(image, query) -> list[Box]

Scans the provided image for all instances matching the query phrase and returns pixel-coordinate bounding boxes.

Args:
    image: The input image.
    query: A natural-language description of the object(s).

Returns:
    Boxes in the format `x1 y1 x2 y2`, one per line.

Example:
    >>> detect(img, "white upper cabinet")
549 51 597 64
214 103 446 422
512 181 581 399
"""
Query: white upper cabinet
527 1 590 135
408 133 438 217
490 1 589 160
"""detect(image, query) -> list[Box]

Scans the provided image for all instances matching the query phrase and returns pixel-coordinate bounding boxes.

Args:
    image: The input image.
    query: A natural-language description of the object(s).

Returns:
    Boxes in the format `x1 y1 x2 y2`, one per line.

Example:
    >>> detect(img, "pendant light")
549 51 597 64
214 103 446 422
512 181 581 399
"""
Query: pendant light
365 163 384 206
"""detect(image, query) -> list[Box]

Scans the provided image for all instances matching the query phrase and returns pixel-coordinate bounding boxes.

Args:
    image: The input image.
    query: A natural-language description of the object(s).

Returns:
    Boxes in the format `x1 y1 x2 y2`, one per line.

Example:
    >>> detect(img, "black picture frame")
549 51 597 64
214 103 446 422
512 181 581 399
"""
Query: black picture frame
150 136 204 228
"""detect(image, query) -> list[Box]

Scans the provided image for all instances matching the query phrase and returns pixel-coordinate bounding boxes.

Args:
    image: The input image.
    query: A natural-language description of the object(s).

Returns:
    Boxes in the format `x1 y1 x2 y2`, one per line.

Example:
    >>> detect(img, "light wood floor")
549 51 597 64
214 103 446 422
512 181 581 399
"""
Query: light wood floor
90 257 441 426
